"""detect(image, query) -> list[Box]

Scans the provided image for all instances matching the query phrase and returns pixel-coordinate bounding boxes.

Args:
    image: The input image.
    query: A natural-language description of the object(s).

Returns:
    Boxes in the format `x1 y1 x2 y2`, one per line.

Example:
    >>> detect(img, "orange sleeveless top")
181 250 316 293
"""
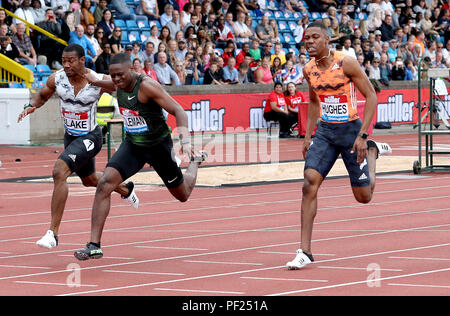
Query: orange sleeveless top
304 51 359 123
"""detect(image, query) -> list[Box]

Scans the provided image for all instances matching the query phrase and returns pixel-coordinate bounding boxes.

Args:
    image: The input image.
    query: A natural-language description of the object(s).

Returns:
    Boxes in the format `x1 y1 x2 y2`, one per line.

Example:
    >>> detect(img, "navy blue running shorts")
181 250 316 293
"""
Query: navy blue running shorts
59 126 103 178
106 135 184 189
304 119 370 187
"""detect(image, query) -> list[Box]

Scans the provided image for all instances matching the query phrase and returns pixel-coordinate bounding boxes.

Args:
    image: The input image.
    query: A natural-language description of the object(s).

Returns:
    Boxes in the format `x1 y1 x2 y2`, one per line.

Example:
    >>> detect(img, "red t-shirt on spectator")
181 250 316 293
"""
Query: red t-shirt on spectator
285 91 306 111
264 90 287 113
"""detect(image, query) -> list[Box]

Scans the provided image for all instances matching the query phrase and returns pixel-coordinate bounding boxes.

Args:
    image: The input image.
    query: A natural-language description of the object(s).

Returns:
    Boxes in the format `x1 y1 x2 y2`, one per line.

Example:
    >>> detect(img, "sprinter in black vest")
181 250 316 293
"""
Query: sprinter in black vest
74 53 207 260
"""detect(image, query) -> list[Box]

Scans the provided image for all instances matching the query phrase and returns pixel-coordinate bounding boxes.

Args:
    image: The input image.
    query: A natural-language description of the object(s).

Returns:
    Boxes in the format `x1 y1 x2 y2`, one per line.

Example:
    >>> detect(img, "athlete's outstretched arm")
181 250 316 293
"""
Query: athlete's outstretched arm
139 77 198 158
83 72 116 93
17 74 56 122
343 55 378 163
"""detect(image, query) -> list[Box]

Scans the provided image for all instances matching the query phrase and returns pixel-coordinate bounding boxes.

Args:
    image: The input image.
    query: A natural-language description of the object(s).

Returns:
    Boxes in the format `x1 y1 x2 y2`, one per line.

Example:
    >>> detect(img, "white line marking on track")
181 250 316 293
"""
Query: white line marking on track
388 283 450 289
241 276 328 282
135 246 208 251
153 288 245 295
58 255 133 260
318 266 402 271
184 260 264 266
14 281 98 287
103 270 185 276
389 256 450 261
0 265 51 270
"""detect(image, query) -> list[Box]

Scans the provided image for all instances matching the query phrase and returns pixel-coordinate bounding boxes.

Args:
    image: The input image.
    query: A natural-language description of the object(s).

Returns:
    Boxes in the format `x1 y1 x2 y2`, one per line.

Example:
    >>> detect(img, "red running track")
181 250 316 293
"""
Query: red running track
0 132 449 296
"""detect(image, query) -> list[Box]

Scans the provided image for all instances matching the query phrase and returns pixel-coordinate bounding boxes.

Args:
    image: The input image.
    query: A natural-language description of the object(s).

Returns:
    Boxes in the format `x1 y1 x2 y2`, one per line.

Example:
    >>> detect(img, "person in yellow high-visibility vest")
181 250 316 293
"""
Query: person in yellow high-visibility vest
96 93 118 143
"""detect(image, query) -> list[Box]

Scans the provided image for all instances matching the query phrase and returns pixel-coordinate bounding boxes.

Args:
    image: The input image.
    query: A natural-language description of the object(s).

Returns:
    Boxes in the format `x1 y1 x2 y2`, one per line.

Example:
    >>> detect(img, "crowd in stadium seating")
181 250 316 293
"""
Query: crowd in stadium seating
1 0 450 87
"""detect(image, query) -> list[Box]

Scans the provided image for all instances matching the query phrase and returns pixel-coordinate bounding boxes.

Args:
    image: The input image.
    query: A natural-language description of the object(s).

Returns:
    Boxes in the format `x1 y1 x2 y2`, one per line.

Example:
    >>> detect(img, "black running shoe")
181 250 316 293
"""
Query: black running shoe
74 242 103 261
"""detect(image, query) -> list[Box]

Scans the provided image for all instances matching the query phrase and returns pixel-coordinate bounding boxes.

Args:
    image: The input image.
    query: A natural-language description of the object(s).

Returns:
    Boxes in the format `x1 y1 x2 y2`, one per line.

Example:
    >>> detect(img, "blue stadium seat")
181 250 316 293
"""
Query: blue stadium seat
9 82 25 88
273 11 284 20
114 19 127 31
140 31 150 42
126 20 139 31
36 64 52 78
137 19 151 32
288 47 299 55
282 33 296 46
278 21 289 32
148 20 162 29
263 11 274 19
288 21 297 32
121 30 130 45
128 31 140 43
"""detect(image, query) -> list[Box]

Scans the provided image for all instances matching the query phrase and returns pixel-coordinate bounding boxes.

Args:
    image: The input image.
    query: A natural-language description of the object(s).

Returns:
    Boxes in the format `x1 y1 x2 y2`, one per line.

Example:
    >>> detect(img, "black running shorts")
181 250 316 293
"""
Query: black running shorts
106 135 184 189
59 126 103 178
304 119 371 187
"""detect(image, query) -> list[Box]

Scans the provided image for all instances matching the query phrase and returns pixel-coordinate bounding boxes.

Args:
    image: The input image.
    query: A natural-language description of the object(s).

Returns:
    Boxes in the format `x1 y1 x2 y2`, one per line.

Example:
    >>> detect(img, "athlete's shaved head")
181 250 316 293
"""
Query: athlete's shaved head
306 21 328 34
110 53 132 66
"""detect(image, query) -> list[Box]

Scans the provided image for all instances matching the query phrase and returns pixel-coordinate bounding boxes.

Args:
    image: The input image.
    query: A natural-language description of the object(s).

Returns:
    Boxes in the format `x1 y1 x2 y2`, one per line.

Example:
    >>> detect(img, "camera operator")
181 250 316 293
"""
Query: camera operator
391 56 406 81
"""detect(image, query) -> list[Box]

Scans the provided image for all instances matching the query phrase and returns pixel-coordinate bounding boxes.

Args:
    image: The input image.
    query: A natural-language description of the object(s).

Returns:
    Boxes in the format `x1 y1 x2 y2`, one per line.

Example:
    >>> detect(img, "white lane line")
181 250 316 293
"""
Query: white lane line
258 251 336 256
103 270 185 276
154 288 245 295
58 255 133 260
0 264 51 270
318 266 403 271
389 256 450 261
388 283 450 289
241 276 328 282
184 260 263 266
135 246 208 251
15 281 97 287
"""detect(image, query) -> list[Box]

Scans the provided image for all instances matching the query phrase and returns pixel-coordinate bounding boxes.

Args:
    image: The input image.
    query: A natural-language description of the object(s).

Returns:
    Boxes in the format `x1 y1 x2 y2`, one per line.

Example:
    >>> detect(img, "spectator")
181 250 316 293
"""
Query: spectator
379 14 396 42
214 14 234 49
224 12 236 37
184 25 198 51
159 26 172 45
235 41 250 68
175 38 187 61
281 59 302 84
130 41 143 63
221 40 236 66
196 27 211 47
270 42 286 66
184 51 200 84
433 50 449 68
0 10 16 36
368 9 383 32
204 11 217 39
95 42 111 74
94 26 107 47
93 0 108 24
227 0 249 20
233 11 252 48
69 24 97 68
180 2 194 30
142 58 158 80
244 15 256 41
284 82 307 136
14 0 35 26
97 9 115 39
294 16 308 47
254 55 274 84
160 4 174 27
110 0 137 20
167 39 179 67
0 35 21 62
158 0 180 15
404 58 416 80
154 41 169 64
237 62 250 84
174 60 186 84
80 0 94 30
183 13 200 33
51 0 71 16
85 23 102 57
132 58 146 74
342 37 357 59
203 60 223 84
271 56 283 82
391 56 406 80
36 8 64 69
249 38 261 62
140 41 155 64
165 7 181 38
108 26 124 55
138 0 160 21
255 15 274 43
222 55 239 83
12 23 37 66
387 38 399 63
30 0 46 24
263 82 297 138
153 51 181 85
423 40 437 64
379 53 392 85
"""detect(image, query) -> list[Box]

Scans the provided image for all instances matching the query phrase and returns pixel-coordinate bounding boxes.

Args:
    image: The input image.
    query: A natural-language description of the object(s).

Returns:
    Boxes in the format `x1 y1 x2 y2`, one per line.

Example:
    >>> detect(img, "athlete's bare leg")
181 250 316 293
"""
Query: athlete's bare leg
351 147 378 204
300 168 324 254
49 160 130 236
168 159 201 202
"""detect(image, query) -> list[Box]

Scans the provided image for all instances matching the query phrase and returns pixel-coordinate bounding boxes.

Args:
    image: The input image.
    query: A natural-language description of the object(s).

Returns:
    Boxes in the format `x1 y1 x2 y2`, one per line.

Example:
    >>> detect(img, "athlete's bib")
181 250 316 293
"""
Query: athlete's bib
319 95 349 123
120 107 149 134
62 108 90 135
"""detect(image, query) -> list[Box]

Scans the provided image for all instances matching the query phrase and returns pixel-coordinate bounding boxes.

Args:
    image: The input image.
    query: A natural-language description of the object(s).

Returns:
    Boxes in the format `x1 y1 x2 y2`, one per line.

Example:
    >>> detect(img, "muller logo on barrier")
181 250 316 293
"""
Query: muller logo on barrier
185 100 225 132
